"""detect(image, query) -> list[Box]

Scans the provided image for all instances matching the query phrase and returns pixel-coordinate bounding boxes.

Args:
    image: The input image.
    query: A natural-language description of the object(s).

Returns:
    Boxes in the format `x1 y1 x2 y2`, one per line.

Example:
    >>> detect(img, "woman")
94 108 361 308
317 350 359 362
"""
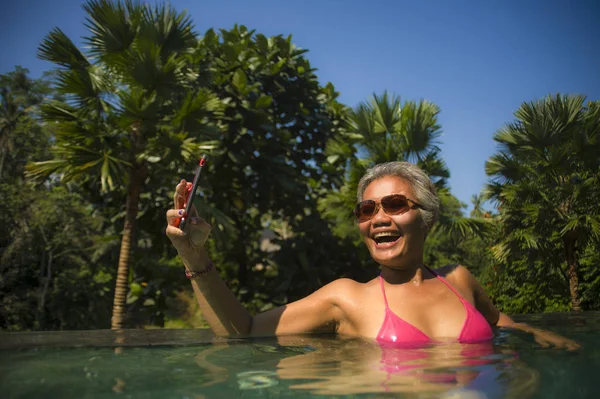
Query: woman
165 161 579 349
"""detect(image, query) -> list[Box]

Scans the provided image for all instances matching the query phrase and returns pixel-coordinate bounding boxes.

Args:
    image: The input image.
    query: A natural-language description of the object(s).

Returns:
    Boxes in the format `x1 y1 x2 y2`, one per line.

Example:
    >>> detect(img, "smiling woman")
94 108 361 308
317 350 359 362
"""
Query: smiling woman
165 161 580 350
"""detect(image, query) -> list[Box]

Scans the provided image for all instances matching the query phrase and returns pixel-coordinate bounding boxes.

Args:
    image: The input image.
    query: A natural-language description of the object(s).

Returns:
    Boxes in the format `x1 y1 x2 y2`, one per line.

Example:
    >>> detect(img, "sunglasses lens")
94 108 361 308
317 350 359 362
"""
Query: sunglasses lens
355 195 415 222
356 201 376 222
381 195 410 214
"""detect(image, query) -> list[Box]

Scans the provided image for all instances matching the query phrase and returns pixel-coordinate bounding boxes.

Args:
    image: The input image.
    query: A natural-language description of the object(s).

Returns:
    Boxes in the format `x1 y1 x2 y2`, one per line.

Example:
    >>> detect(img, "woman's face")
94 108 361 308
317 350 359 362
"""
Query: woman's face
358 176 426 268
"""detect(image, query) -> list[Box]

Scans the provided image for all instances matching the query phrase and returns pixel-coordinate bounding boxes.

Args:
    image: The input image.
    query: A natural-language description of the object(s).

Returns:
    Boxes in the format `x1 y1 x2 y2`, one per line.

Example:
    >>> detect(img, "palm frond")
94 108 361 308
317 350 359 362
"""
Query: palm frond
83 0 141 62
484 152 524 183
435 215 494 239
416 149 449 188
401 99 442 162
490 242 510 263
27 143 129 192
140 2 197 58
118 86 158 123
371 91 402 134
39 101 80 123
38 28 90 69
171 89 223 135
348 104 376 139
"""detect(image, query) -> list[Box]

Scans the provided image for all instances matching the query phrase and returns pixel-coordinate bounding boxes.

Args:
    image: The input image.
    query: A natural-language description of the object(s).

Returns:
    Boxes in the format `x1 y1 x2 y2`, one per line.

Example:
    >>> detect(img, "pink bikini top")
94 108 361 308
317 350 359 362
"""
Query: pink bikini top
377 267 493 346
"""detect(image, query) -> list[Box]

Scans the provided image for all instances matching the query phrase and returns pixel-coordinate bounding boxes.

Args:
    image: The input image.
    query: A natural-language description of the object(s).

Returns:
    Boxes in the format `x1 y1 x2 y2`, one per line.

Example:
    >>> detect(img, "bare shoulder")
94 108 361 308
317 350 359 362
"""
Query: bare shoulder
432 264 500 324
434 264 475 282
431 264 479 296
318 277 376 310
326 277 364 288
320 278 364 299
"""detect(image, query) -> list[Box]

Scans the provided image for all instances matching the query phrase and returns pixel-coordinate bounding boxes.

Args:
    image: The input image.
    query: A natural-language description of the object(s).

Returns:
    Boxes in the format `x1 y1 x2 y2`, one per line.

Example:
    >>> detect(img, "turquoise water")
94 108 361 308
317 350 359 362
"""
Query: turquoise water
1 312 598 398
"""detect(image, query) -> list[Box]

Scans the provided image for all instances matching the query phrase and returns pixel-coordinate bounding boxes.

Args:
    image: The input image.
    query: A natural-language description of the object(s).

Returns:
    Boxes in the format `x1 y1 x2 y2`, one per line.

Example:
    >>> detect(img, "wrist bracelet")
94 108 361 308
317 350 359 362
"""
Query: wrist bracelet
185 260 214 278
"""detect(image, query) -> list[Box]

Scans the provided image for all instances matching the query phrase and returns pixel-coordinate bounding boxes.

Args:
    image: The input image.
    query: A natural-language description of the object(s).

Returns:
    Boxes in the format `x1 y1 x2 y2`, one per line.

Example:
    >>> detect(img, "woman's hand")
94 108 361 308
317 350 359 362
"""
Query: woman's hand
512 323 581 351
165 179 212 270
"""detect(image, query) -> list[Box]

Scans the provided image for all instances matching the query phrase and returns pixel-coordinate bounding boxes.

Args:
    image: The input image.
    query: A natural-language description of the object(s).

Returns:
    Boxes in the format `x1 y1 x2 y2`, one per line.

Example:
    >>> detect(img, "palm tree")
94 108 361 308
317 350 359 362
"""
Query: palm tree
469 194 494 219
485 94 600 311
321 92 488 241
27 0 221 328
349 92 448 183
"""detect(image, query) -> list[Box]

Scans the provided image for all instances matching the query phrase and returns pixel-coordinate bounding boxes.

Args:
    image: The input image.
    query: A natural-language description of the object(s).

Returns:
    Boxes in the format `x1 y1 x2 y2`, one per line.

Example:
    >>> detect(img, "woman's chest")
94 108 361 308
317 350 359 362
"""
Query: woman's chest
339 281 475 340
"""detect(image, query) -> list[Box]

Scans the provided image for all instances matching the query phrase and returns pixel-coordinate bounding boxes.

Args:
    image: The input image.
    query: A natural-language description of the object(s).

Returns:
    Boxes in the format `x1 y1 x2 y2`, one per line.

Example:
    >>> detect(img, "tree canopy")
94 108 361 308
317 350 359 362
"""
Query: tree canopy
0 1 598 331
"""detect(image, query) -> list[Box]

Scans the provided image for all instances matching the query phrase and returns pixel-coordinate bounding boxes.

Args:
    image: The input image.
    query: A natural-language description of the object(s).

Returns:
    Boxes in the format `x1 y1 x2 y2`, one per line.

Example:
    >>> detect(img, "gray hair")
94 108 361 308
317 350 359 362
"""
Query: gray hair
356 162 440 234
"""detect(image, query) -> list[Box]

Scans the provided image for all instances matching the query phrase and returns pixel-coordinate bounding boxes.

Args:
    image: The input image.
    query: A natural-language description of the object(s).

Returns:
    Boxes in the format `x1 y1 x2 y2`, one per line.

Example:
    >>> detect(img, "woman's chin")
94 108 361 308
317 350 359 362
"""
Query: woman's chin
370 247 421 268
371 242 403 266
371 249 403 266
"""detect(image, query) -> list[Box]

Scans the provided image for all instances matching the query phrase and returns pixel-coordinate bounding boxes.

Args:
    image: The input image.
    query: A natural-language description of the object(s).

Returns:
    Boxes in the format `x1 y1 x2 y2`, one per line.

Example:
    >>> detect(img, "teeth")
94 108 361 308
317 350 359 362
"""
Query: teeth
373 231 401 239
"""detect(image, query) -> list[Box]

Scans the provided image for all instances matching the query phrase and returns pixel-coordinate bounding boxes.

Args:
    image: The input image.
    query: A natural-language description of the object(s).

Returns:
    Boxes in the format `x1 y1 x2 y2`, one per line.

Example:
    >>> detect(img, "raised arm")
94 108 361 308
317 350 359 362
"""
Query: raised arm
165 180 344 337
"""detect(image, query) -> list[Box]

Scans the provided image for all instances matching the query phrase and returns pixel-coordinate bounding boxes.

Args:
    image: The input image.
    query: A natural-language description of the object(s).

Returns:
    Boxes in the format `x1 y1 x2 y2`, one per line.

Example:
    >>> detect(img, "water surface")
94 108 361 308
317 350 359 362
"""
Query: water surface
1 312 598 398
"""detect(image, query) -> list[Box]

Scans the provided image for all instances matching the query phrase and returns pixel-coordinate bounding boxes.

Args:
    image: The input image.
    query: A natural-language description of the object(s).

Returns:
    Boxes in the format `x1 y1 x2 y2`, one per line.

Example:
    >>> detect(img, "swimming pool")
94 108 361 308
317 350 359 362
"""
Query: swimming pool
1 311 598 398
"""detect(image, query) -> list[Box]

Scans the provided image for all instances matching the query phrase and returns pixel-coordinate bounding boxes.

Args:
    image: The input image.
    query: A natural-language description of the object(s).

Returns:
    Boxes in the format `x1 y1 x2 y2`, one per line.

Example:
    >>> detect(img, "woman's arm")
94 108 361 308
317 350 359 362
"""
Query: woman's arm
456 265 580 350
495 313 580 350
166 179 346 337
187 254 347 337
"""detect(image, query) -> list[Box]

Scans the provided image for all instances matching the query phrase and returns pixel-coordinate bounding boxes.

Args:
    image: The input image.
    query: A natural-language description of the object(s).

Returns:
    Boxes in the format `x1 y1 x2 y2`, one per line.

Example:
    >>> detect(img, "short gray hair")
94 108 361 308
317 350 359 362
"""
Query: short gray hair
356 162 440 234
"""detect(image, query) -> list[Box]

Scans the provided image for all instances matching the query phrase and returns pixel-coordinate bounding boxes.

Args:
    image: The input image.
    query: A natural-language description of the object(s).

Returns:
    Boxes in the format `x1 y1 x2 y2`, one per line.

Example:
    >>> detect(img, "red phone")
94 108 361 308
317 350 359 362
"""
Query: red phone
176 155 208 230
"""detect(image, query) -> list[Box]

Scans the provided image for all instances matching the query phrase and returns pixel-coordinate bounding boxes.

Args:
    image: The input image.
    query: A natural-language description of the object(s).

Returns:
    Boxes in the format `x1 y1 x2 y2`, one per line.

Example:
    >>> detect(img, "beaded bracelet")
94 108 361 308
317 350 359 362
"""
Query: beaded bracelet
184 260 214 278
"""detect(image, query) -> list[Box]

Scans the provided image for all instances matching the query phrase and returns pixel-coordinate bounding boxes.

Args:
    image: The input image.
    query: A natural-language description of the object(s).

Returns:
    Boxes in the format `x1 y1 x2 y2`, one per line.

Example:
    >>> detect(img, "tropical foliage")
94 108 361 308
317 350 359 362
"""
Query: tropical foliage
484 95 600 312
0 0 598 331
27 0 224 329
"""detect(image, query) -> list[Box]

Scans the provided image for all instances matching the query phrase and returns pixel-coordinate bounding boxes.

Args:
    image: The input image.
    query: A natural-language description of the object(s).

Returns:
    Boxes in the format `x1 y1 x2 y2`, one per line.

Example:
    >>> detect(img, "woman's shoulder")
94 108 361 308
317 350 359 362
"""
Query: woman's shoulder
431 264 478 292
318 277 378 303
323 277 375 291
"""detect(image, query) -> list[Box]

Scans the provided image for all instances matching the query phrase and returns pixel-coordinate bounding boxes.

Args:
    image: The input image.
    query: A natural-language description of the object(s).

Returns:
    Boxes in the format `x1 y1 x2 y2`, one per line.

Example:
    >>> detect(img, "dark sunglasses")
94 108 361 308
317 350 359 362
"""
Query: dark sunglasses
353 194 424 222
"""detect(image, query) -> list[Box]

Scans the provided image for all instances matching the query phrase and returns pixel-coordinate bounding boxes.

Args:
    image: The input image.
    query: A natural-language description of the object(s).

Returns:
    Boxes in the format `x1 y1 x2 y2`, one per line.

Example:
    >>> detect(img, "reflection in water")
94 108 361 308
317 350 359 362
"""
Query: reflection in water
193 345 230 388
236 370 279 390
1 332 541 398
215 335 540 398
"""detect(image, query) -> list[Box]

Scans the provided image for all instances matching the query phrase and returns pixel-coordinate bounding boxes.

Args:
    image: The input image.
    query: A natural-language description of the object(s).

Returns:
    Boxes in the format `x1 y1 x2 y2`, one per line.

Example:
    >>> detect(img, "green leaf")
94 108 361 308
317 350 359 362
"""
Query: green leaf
255 34 268 51
327 154 340 164
143 298 156 306
232 69 248 92
255 95 273 108
197 140 221 150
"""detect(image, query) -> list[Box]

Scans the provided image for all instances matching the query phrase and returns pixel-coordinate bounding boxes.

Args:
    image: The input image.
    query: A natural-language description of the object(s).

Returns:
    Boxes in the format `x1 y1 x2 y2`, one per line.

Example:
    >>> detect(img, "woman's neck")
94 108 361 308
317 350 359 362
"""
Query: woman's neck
380 263 429 286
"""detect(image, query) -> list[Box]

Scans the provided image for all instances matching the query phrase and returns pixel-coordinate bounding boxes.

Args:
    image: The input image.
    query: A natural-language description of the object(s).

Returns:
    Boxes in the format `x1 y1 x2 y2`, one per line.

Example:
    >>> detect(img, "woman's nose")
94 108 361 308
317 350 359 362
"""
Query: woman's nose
371 204 391 224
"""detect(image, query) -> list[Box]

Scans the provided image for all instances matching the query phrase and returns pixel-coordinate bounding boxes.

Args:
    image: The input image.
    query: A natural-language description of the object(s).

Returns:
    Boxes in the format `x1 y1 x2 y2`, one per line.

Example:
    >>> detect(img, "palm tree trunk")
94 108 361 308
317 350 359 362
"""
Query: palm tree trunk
36 226 52 330
111 165 145 329
0 148 6 179
37 249 53 330
563 233 581 312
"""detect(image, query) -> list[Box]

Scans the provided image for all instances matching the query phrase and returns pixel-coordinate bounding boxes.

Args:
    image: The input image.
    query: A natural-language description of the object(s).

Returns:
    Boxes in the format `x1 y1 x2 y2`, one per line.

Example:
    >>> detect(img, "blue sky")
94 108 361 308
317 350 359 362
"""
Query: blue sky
1 0 599 212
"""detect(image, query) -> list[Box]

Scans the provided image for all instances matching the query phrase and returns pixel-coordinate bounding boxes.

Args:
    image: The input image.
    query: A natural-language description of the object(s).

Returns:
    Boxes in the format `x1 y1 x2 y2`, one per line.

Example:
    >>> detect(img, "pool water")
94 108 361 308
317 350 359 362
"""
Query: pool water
1 311 598 398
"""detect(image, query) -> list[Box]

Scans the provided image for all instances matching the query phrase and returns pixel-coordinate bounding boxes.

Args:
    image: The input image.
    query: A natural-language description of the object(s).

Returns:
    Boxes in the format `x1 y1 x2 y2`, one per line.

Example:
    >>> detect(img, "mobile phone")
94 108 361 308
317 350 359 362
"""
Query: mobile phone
178 155 208 231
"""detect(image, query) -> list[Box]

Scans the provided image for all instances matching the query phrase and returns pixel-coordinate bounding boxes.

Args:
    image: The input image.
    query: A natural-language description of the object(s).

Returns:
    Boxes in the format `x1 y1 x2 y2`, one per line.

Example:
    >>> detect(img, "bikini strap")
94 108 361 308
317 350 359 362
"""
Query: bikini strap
424 266 466 301
378 275 390 309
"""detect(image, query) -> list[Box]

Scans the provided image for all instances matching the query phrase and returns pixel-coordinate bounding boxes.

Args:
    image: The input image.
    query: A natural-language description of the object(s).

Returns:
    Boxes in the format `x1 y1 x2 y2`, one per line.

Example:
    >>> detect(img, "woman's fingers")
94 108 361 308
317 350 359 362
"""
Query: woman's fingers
168 181 211 246
166 208 202 228
173 179 188 209
166 208 186 226
165 223 186 240
165 207 211 245
567 341 581 351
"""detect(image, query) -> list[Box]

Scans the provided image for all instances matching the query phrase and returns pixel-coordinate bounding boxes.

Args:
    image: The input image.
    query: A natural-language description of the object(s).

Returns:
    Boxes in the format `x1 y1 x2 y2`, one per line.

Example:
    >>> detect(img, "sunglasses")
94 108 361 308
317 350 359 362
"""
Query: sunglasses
353 194 424 222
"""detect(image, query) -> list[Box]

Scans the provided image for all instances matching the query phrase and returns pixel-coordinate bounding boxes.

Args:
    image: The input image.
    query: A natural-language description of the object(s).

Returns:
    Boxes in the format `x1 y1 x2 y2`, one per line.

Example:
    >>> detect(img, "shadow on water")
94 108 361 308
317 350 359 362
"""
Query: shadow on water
0 311 598 398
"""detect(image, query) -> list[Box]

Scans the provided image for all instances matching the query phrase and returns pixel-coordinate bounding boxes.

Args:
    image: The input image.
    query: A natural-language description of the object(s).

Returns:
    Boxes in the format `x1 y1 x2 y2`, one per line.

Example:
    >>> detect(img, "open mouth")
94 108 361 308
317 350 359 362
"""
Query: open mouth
372 231 402 247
